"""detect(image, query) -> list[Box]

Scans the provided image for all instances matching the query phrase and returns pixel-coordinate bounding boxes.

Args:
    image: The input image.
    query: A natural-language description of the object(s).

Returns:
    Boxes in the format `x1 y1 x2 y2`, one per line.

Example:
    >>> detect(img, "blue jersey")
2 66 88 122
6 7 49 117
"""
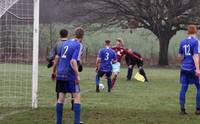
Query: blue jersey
98 47 117 72
179 36 199 72
57 39 81 81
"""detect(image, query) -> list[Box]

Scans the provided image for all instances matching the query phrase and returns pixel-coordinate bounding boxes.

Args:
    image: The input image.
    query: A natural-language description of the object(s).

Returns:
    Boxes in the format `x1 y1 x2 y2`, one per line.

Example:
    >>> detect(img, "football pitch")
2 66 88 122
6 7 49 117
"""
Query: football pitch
0 66 200 124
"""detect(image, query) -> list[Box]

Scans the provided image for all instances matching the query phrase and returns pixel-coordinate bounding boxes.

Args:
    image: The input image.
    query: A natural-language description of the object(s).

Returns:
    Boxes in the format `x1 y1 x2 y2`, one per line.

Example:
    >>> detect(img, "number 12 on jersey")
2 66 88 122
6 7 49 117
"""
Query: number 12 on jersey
183 44 191 56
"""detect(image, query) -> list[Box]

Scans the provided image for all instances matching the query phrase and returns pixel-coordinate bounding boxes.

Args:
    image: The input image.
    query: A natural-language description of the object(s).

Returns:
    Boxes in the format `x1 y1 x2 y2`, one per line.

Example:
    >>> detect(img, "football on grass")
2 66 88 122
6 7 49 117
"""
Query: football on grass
99 83 105 91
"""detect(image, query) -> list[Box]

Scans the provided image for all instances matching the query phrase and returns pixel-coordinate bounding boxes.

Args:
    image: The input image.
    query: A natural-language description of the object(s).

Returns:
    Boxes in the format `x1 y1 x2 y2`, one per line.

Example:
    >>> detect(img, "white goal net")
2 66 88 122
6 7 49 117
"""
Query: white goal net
0 0 39 108
0 0 19 18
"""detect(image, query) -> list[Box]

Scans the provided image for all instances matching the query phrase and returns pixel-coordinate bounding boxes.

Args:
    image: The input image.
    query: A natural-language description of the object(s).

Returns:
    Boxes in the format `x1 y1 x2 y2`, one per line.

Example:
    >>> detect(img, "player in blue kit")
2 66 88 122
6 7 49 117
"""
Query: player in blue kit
95 40 117 92
52 27 84 124
178 24 200 115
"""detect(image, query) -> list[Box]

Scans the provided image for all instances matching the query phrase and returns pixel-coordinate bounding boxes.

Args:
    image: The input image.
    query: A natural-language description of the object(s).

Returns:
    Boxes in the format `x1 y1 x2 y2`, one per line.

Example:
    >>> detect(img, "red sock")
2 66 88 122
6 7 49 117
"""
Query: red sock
112 78 116 89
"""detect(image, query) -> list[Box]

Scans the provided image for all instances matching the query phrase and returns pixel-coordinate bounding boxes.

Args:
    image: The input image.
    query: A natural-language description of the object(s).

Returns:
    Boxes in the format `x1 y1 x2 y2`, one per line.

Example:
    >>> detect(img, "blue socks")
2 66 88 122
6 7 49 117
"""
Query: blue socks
179 85 189 109
107 77 112 92
56 103 81 124
56 103 63 124
74 103 81 124
96 74 100 86
195 83 200 110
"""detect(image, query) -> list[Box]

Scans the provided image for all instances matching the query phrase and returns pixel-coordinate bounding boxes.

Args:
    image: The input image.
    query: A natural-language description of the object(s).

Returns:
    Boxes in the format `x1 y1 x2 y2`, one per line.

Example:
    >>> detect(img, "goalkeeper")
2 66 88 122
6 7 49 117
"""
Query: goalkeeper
125 49 148 82
47 30 83 72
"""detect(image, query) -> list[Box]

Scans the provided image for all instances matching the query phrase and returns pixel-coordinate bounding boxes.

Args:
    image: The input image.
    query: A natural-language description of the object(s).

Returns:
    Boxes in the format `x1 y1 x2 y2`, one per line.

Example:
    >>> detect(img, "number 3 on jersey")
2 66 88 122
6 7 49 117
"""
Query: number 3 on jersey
183 44 191 56
61 46 69 58
105 52 109 60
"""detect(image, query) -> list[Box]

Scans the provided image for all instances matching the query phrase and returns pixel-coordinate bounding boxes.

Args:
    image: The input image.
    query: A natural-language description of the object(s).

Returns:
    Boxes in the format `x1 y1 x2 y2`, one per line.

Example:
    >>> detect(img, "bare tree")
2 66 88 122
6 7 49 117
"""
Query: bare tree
60 0 200 65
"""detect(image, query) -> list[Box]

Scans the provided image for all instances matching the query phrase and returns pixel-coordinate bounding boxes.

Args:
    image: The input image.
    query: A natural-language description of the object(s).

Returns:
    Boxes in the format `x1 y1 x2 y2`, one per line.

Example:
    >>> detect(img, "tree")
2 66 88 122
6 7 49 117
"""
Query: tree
62 0 200 65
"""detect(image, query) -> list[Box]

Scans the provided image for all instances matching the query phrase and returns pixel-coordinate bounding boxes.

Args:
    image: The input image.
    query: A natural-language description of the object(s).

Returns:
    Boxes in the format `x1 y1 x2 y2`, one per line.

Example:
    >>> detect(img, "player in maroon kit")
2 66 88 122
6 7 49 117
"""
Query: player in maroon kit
111 38 143 88
111 38 128 88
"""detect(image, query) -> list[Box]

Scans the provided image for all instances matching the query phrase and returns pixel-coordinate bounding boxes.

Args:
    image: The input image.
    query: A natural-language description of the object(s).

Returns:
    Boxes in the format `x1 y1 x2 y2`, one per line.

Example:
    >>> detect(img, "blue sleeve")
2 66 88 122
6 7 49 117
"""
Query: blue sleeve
72 44 81 60
193 40 198 54
98 49 103 59
57 45 62 57
178 42 183 54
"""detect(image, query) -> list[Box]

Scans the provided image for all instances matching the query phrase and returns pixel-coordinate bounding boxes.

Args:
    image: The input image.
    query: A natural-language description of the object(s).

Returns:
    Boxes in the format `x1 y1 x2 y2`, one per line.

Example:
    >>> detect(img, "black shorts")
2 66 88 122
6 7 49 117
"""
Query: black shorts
97 71 112 78
56 80 80 93
129 61 143 68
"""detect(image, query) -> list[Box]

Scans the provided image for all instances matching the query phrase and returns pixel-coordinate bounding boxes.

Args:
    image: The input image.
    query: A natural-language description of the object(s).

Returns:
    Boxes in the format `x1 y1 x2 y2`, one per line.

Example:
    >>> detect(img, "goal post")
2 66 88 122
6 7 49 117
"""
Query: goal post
0 0 40 108
32 0 39 108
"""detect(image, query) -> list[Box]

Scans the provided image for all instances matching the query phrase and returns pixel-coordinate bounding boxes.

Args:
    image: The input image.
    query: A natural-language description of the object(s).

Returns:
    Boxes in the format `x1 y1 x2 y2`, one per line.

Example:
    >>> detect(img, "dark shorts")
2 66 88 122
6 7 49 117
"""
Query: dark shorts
97 71 112 78
128 61 143 68
180 70 199 86
56 80 80 93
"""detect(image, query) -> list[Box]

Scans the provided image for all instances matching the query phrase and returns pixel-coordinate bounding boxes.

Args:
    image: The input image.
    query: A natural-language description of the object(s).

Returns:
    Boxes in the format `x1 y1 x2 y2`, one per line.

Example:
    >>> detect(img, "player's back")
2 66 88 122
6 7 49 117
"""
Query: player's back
99 48 116 72
57 39 80 81
128 51 142 61
179 36 198 71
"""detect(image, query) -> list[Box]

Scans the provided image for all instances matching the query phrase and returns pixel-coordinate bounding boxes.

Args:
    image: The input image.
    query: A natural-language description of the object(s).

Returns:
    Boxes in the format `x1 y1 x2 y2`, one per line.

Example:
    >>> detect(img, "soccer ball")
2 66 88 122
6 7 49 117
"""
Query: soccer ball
99 83 105 91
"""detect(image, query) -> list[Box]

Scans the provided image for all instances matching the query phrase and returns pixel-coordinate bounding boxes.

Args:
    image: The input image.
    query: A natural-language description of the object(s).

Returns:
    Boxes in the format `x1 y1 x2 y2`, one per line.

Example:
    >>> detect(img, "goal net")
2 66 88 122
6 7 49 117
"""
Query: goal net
0 0 39 108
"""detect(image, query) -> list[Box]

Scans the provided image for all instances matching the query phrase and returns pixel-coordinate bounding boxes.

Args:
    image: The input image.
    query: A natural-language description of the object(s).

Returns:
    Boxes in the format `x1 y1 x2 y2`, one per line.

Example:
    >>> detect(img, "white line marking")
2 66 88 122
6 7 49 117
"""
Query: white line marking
0 109 30 121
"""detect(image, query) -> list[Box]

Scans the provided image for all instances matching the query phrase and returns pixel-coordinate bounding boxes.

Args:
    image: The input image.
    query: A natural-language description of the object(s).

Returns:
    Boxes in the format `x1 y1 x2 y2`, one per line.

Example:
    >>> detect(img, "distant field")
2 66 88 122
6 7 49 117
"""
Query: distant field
1 66 200 124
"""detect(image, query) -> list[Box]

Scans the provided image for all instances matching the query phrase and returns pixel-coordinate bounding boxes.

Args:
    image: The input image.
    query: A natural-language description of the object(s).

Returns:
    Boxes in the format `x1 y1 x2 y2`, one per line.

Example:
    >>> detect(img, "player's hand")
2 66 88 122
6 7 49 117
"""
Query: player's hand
75 75 80 84
51 73 56 81
195 70 200 77
95 67 99 73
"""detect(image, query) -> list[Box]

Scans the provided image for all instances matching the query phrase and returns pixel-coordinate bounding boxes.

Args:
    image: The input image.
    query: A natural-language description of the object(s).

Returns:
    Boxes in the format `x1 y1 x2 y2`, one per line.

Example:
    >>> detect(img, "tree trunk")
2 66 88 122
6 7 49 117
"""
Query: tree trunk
158 36 170 66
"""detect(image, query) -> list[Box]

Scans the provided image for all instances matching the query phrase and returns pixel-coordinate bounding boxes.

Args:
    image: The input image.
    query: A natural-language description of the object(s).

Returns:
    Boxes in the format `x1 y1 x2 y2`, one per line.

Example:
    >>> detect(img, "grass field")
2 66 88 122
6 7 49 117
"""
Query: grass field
0 66 200 124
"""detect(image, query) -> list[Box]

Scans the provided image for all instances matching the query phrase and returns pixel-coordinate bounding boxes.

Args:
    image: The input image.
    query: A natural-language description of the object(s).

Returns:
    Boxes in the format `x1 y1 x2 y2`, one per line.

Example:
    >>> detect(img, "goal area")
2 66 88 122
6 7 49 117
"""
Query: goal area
0 0 39 108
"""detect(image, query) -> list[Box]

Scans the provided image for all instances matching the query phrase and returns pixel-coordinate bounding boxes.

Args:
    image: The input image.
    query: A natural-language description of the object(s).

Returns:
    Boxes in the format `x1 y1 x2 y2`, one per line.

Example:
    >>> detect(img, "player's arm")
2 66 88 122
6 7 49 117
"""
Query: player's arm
70 44 81 84
51 55 59 80
47 42 58 68
193 54 199 70
177 42 184 63
71 59 80 83
51 43 62 80
177 54 183 63
96 49 102 72
96 57 101 72
193 40 200 76
126 49 143 61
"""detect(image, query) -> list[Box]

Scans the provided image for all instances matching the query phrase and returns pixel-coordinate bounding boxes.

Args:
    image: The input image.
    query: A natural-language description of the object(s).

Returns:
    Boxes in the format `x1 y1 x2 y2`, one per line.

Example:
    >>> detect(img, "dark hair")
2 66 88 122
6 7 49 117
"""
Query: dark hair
105 40 111 45
74 27 84 39
59 29 68 38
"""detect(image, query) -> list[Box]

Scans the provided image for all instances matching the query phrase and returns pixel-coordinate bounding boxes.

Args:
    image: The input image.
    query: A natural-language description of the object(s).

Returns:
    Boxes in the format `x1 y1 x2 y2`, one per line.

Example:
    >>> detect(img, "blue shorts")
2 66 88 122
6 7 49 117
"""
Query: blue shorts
180 70 199 86
112 62 120 73
56 80 80 93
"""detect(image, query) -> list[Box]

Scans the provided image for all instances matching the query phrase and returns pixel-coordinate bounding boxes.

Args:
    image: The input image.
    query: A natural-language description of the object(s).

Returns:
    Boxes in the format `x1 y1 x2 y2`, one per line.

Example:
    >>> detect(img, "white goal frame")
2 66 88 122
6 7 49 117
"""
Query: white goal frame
32 0 40 108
